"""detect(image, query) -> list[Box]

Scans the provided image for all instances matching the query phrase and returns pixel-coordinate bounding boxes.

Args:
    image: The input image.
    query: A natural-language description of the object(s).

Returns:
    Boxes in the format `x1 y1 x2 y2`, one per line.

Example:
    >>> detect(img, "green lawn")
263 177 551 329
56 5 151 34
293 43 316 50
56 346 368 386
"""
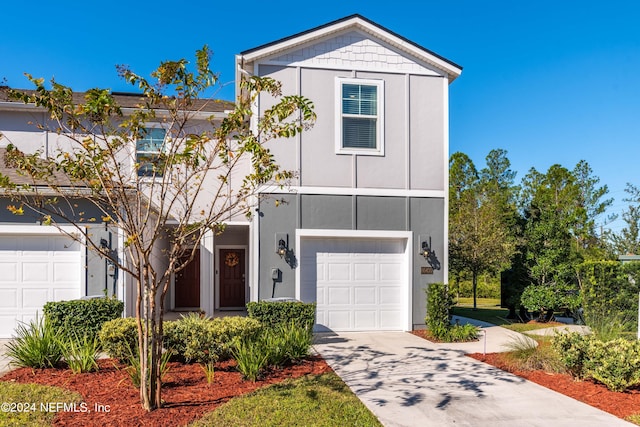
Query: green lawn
455 297 501 308
0 382 83 427
452 301 559 333
191 373 382 427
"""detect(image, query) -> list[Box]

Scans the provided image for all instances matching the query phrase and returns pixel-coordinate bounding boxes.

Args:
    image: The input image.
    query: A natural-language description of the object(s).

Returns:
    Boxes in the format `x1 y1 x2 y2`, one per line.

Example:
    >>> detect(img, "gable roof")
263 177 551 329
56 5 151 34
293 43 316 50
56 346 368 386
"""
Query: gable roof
238 14 462 83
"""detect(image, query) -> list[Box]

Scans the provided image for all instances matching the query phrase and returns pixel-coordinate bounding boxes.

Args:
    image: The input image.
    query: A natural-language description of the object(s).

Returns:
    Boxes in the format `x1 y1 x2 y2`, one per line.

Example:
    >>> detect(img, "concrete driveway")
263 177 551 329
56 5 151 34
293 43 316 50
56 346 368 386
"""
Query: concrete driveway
314 331 633 427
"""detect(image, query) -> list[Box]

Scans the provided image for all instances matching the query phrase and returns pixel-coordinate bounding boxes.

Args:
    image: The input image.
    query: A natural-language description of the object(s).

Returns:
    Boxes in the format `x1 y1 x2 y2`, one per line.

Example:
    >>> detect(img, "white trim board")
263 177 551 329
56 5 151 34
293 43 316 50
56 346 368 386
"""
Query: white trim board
258 185 445 198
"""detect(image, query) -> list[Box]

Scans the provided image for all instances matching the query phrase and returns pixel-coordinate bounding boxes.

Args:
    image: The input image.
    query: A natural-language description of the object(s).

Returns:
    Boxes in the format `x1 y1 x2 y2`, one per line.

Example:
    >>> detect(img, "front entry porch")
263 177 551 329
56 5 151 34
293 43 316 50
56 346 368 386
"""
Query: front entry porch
170 224 251 317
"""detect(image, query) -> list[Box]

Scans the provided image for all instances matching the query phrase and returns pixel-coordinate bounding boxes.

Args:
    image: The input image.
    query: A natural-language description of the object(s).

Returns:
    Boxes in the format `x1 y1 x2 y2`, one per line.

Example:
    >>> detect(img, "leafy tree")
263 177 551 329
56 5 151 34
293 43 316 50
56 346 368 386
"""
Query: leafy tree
609 183 640 255
449 151 517 309
519 162 610 316
0 47 316 410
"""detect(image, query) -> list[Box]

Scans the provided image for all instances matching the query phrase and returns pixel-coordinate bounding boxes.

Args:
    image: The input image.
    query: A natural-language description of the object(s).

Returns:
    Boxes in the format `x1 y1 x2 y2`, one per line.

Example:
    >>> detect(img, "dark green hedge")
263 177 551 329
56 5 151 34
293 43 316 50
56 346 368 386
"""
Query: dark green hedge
576 261 640 326
246 301 316 331
44 297 124 339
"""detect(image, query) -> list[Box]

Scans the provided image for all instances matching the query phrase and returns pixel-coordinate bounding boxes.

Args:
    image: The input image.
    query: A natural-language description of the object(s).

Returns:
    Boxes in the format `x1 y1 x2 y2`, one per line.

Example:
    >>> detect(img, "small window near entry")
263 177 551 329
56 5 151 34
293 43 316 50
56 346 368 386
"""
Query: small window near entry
336 78 384 156
136 127 166 177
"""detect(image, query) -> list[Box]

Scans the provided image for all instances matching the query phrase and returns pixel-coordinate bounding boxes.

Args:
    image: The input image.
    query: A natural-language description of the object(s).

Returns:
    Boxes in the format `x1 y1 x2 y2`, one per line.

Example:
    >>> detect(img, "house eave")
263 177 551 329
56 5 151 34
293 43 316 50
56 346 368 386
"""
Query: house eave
238 14 462 83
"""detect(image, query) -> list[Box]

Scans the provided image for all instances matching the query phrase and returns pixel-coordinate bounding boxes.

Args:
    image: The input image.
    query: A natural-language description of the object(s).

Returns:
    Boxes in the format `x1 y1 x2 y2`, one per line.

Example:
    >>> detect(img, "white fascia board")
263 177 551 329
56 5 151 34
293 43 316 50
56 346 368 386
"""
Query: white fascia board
259 185 445 198
0 102 227 120
240 16 461 82
0 102 46 112
0 224 85 236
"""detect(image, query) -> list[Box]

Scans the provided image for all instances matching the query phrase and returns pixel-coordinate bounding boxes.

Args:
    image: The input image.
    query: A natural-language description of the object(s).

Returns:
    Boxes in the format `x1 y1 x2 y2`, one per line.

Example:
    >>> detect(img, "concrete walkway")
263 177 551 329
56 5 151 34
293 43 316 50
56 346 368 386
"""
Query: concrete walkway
314 326 633 427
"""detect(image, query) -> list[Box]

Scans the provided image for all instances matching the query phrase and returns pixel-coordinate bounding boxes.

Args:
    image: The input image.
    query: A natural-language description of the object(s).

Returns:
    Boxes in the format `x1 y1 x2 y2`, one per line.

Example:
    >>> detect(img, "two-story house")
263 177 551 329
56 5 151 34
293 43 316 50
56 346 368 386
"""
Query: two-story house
0 14 460 337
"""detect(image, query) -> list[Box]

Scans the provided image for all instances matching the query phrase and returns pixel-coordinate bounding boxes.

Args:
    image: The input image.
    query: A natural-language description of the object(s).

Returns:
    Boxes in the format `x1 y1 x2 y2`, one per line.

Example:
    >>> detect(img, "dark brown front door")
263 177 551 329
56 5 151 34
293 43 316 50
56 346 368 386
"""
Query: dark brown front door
219 248 245 308
175 250 200 308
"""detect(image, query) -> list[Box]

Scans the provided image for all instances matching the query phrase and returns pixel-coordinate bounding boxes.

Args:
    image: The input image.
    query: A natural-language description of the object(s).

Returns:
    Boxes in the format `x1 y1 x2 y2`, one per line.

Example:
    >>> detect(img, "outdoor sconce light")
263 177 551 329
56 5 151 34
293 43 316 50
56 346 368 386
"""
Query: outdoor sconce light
419 239 431 259
275 233 288 258
277 239 287 257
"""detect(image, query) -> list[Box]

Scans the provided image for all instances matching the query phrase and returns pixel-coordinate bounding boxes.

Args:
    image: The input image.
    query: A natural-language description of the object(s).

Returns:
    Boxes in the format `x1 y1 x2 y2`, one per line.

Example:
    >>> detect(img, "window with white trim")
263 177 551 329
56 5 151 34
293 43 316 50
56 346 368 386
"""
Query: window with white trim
136 127 167 177
336 78 384 155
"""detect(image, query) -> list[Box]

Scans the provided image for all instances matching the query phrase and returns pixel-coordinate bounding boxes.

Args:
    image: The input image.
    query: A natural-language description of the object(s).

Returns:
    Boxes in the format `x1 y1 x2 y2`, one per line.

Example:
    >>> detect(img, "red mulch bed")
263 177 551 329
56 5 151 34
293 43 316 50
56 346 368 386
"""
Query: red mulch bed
0 357 332 426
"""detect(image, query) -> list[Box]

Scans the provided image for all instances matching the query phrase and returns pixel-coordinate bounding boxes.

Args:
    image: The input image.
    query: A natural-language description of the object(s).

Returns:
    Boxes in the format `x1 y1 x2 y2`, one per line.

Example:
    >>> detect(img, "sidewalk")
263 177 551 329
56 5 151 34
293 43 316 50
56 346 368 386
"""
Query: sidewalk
314 323 632 427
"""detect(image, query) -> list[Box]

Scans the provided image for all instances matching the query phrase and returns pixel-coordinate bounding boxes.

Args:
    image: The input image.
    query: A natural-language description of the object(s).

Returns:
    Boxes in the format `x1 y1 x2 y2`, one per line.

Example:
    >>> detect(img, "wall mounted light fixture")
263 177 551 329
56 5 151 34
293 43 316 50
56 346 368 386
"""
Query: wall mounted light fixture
419 237 431 259
275 233 288 258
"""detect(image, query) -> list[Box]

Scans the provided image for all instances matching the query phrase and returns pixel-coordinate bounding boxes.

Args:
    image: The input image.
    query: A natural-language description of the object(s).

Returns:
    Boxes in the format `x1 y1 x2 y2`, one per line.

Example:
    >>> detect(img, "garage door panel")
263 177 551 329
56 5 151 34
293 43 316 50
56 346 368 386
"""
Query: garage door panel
0 232 82 338
23 263 50 282
328 263 350 281
327 311 351 330
354 311 376 329
380 287 402 304
354 287 376 304
327 287 350 305
380 262 403 281
0 263 18 281
354 263 376 281
0 316 16 338
54 262 81 282
380 310 403 329
303 237 407 332
22 288 50 308
0 290 17 308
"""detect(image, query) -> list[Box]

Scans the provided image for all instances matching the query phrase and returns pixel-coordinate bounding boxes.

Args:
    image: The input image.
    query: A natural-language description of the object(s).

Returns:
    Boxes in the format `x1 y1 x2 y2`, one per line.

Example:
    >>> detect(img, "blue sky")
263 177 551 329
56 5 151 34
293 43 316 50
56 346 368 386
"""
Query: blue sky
2 0 638 232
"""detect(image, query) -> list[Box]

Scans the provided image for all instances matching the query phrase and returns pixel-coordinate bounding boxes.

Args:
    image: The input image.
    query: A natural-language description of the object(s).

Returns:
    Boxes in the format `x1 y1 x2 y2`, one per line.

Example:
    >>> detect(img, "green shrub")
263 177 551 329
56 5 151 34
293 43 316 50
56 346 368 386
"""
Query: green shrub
60 333 100 374
446 323 479 342
6 315 64 369
231 321 313 381
425 283 453 340
577 261 640 329
125 346 172 388
551 332 591 378
246 301 316 331
164 314 262 364
279 321 313 362
520 285 557 318
583 338 640 392
44 297 124 341
584 310 634 341
98 317 139 362
232 337 269 382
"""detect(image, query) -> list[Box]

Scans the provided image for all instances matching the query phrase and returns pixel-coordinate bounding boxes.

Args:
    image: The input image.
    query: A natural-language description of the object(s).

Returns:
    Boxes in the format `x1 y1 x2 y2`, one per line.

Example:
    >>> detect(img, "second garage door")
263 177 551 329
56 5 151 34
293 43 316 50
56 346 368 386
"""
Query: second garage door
0 228 83 338
300 237 408 332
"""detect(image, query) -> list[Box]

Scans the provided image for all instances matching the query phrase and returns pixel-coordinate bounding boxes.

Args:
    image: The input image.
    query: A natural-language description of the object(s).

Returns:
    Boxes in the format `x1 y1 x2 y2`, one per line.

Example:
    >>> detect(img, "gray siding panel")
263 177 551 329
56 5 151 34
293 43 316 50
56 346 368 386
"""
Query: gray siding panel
410 75 445 190
356 196 407 230
299 68 353 187
300 194 352 229
257 195 299 299
257 65 300 179
410 197 445 327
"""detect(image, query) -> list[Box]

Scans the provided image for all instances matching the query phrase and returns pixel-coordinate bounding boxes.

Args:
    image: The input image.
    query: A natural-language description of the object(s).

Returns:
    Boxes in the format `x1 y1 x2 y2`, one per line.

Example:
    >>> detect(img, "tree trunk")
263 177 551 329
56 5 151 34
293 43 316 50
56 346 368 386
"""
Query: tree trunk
472 272 478 310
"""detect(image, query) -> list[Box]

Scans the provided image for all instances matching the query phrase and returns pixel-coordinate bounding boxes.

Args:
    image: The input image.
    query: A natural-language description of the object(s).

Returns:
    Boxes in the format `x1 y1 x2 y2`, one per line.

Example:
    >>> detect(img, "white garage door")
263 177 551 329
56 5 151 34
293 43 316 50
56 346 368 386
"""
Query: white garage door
0 230 82 338
300 237 408 332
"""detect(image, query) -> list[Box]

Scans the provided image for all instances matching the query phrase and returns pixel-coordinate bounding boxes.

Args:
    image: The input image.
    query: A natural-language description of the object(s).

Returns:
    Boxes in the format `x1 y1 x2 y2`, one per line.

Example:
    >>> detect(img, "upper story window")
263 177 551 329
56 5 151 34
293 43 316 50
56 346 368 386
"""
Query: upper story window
136 127 166 177
335 78 385 156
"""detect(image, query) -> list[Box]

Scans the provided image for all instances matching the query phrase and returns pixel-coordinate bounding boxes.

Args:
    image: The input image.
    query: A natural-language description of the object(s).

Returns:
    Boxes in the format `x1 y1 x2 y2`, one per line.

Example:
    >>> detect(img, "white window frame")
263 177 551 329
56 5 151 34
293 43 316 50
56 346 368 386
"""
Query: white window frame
335 77 385 156
134 124 168 178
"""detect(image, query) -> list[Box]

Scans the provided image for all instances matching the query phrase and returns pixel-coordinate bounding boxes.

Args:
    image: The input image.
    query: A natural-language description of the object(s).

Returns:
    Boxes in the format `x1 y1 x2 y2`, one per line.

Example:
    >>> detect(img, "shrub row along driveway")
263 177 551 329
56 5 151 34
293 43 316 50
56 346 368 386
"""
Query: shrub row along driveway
314 331 634 427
